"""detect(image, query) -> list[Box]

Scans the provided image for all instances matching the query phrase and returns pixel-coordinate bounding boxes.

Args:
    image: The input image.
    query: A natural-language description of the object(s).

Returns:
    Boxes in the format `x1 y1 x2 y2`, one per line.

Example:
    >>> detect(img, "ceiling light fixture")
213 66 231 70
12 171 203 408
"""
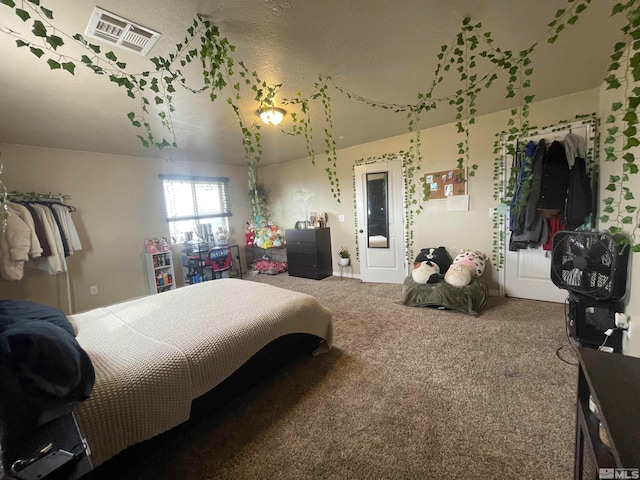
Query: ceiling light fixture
258 107 286 126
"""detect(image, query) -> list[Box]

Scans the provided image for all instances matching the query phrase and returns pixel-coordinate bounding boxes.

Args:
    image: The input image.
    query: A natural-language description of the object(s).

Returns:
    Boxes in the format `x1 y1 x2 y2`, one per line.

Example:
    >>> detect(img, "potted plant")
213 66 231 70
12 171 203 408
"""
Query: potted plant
338 247 350 266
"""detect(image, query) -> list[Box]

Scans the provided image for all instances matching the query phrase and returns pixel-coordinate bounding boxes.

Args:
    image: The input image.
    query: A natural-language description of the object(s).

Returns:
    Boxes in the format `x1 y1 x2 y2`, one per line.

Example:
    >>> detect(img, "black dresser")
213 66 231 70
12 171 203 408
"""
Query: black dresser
285 227 332 280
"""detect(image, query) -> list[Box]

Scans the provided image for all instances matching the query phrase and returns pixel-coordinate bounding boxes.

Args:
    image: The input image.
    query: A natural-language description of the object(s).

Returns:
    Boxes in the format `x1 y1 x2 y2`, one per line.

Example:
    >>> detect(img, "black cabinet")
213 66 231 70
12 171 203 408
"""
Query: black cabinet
574 347 640 479
285 228 332 280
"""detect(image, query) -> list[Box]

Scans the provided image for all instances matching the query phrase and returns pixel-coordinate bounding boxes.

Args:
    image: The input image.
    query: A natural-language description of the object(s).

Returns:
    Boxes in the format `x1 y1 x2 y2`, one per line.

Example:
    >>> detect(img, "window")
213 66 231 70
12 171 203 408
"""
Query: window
160 175 231 245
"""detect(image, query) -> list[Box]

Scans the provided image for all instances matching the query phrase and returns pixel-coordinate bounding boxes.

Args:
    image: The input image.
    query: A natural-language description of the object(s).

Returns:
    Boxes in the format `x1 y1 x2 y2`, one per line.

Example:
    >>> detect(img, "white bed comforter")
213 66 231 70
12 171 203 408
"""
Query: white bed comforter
69 279 333 467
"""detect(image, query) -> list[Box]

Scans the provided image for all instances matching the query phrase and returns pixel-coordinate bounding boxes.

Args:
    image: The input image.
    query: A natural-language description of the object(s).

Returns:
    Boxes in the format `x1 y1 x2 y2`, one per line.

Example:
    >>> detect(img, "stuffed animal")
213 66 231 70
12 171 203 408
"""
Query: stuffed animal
451 249 487 277
414 247 452 274
444 263 473 287
411 261 440 284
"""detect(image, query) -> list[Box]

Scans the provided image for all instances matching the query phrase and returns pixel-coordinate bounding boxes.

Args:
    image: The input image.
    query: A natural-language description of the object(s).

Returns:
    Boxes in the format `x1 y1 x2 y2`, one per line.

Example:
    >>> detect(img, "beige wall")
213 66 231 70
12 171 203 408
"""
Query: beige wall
259 88 601 292
0 144 251 313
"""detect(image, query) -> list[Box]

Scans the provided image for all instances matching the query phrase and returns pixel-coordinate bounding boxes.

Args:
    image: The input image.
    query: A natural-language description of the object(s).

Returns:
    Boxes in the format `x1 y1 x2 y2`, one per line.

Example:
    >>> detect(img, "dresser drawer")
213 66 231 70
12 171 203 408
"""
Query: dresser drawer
287 253 319 267
286 241 318 255
288 264 321 279
286 229 318 243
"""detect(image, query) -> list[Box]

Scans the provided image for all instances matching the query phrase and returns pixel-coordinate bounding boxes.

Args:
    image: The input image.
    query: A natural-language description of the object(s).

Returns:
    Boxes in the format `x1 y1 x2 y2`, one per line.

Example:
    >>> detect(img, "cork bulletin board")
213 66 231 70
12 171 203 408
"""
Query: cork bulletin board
422 168 467 200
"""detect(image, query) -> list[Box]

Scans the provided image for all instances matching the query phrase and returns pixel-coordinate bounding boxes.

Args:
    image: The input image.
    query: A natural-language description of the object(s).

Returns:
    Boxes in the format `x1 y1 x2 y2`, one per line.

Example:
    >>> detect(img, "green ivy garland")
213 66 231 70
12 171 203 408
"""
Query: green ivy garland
599 1 640 251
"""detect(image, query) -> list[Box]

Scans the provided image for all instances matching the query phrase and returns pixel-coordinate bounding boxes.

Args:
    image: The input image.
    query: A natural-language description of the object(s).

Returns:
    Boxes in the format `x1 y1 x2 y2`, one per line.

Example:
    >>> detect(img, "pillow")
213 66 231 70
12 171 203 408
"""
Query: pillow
0 300 95 421
0 300 75 337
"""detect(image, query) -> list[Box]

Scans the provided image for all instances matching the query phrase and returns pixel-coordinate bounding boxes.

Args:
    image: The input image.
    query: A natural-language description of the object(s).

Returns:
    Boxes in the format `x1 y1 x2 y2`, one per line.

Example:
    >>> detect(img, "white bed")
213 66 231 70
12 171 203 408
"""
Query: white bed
69 278 333 468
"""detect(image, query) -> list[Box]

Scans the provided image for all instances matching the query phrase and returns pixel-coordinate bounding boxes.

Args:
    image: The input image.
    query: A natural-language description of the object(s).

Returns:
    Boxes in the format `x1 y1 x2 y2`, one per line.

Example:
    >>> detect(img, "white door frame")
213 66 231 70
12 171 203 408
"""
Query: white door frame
355 157 407 283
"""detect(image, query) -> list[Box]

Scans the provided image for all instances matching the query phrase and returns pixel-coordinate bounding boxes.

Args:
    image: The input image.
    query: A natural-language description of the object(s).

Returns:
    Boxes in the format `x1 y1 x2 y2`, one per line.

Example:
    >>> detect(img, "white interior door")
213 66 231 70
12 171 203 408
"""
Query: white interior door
502 120 595 302
355 158 406 283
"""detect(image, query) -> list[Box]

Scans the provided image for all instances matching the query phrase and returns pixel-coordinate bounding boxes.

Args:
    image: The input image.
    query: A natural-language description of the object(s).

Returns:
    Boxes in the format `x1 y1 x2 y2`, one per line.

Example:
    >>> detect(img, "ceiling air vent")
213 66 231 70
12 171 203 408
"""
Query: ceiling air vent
85 7 161 56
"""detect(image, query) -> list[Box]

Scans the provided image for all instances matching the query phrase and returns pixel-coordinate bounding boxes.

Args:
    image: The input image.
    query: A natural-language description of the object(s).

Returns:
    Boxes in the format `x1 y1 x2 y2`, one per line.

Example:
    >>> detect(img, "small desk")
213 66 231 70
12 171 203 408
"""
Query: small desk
574 347 640 479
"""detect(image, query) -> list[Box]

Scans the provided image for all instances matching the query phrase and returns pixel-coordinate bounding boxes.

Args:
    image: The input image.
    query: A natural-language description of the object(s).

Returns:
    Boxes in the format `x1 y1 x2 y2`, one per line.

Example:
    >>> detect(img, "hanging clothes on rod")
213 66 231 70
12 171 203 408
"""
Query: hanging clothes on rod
0 191 82 281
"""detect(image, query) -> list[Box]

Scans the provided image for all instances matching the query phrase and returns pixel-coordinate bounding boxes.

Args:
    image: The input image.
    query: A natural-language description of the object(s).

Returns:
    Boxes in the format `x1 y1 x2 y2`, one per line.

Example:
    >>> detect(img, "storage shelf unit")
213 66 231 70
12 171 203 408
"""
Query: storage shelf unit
285 227 332 280
181 242 211 285
145 251 176 294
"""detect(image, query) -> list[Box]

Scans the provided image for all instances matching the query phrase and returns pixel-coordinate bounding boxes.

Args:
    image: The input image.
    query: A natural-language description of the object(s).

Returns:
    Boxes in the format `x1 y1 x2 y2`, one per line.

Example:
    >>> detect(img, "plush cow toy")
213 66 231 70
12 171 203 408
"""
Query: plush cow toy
444 249 487 287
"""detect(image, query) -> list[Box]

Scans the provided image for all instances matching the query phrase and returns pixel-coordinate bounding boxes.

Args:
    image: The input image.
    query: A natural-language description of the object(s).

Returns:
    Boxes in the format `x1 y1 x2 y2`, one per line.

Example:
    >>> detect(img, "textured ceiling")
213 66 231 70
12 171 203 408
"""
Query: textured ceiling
0 0 627 166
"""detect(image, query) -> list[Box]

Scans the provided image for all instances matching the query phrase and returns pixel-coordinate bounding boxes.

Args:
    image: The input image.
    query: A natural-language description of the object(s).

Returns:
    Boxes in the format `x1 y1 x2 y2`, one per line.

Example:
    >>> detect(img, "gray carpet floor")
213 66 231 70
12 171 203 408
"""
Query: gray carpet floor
93 274 580 479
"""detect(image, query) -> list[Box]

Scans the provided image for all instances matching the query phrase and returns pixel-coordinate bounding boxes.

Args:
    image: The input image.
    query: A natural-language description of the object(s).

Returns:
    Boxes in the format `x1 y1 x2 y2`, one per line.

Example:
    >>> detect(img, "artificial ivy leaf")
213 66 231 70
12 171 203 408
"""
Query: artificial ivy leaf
62 62 75 75
622 216 633 224
132 121 141 128
613 42 627 54
40 6 53 19
81 55 92 64
624 190 635 200
15 8 30 21
46 34 64 50
610 175 621 183
611 3 625 15
136 135 150 148
605 184 617 192
625 205 638 213
603 197 615 205
73 33 87 45
612 101 623 111
26 0 39 4
29 46 44 58
623 126 637 137
608 126 620 135
105 51 117 61
32 20 47 37
603 206 615 214
88 43 101 53
116 61 127 69
625 137 640 148
1 0 16 7
600 215 610 223
47 59 61 70
15 39 28 47
629 164 639 174
606 115 616 123
154 96 163 104
127 112 135 121
567 15 578 25
623 111 638 124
